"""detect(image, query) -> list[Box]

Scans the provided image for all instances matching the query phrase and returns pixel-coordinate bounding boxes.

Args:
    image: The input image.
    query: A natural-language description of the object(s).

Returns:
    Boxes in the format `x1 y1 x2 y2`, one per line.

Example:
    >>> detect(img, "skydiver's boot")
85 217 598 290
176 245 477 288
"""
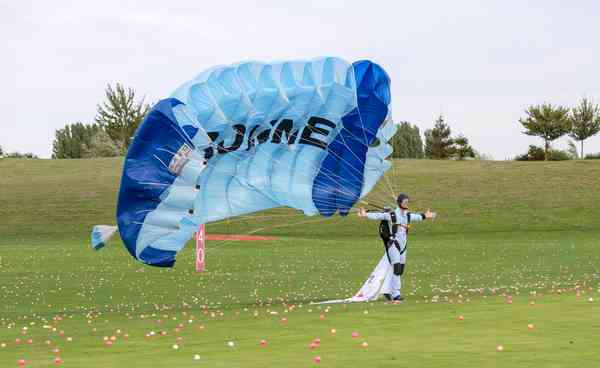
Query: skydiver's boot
383 294 392 301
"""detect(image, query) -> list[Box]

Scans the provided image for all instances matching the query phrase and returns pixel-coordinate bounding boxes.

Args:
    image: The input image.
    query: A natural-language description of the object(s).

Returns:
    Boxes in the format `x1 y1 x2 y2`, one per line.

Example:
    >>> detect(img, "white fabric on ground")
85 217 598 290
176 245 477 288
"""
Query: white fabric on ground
313 254 394 304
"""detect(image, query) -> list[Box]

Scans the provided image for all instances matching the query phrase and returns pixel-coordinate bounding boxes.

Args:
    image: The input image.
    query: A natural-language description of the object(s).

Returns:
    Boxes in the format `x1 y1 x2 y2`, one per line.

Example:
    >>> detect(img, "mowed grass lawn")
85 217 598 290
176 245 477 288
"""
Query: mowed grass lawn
0 158 599 367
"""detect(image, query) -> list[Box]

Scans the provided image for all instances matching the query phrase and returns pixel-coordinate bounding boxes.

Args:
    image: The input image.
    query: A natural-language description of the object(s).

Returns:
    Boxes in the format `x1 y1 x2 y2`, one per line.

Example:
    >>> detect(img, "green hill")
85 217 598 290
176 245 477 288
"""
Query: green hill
2 158 598 241
1 158 599 367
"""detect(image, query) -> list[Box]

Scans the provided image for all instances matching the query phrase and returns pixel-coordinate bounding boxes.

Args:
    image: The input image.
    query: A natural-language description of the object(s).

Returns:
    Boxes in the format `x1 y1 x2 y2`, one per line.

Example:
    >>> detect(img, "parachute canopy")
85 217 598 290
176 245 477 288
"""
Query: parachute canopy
91 225 118 250
117 57 397 267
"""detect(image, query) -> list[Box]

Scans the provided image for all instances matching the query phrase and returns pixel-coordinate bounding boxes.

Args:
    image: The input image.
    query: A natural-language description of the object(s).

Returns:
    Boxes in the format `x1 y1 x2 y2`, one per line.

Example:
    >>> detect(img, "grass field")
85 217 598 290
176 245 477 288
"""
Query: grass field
1 158 599 367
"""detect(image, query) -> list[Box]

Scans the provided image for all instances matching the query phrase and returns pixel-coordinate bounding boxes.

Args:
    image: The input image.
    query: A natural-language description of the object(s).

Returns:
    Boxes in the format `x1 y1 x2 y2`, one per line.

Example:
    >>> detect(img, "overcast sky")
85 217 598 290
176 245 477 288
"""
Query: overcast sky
3 0 600 159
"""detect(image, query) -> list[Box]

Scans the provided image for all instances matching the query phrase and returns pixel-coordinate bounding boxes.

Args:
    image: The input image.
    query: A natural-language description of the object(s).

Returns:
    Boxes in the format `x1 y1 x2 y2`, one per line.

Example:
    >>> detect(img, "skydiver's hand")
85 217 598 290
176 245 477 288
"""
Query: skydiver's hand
425 209 436 220
357 207 367 218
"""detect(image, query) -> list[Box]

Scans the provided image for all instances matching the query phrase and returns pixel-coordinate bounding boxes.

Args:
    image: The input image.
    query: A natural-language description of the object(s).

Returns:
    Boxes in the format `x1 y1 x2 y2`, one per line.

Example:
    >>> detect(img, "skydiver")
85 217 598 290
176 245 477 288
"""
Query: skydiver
357 193 436 301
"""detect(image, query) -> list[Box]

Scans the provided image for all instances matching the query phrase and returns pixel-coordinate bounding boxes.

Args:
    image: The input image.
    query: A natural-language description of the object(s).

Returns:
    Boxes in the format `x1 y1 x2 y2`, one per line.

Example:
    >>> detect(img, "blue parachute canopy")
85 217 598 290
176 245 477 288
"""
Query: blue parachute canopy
91 225 118 250
116 57 397 267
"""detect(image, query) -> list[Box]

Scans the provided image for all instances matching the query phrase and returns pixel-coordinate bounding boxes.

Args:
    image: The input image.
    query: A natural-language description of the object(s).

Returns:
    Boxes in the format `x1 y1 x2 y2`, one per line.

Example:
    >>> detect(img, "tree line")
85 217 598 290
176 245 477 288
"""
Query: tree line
48 81 477 161
517 98 600 160
0 147 38 159
391 115 478 160
14 83 594 161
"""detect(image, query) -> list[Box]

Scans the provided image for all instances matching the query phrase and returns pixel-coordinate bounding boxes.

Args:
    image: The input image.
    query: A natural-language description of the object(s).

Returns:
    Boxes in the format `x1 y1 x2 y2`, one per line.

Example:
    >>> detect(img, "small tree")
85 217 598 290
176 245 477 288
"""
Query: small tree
515 145 571 161
0 145 4 157
424 115 454 159
569 97 600 159
390 121 424 158
82 129 120 158
95 83 150 154
453 135 475 160
519 103 571 161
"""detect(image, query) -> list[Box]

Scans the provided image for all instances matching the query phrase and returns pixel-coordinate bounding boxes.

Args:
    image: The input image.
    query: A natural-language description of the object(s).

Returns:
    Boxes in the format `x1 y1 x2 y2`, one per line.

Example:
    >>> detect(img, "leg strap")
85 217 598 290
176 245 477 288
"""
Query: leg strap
393 263 405 276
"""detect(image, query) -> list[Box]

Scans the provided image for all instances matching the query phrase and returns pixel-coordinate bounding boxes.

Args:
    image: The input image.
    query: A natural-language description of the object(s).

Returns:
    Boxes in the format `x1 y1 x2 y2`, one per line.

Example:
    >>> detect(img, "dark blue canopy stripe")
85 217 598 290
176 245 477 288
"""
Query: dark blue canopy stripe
116 98 198 267
312 60 391 216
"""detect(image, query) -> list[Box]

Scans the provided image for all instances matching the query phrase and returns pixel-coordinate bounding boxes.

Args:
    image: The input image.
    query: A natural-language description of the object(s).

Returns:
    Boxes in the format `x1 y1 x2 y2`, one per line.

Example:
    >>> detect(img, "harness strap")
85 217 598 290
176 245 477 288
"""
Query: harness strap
385 240 407 265
385 210 410 264
389 212 398 234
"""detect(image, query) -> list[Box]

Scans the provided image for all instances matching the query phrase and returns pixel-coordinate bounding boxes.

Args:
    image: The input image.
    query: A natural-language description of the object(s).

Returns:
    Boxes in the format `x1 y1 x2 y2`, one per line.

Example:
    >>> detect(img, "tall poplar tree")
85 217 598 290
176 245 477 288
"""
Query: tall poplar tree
95 83 150 154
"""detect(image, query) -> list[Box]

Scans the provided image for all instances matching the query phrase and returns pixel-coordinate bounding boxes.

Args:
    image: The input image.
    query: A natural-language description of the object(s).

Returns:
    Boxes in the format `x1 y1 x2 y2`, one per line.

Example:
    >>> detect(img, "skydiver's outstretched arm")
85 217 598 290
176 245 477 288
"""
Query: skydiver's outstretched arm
409 210 437 222
357 207 390 221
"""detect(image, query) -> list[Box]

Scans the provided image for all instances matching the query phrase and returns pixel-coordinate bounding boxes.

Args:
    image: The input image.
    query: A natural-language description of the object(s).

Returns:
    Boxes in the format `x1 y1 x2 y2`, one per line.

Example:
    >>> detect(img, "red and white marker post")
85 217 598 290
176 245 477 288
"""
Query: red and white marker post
195 224 206 272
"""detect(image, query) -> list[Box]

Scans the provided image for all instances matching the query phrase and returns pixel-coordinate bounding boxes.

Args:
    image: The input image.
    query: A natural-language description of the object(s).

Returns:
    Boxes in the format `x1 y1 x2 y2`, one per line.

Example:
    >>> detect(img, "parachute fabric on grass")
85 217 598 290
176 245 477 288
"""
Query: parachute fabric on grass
117 57 397 267
91 225 119 250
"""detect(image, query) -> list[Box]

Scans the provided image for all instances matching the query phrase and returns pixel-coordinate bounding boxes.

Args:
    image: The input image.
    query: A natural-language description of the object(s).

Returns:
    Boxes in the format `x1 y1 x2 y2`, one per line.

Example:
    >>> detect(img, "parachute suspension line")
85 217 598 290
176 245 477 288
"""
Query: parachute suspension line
155 111 394 210
205 200 390 252
382 167 398 202
355 103 397 204
351 70 370 149
344 91 394 207
208 210 353 250
131 221 179 230
323 131 392 207
175 109 385 200
152 154 171 172
391 158 400 197
156 137 391 215
357 199 388 211
248 145 390 209
246 213 350 235
208 213 299 226
135 181 171 188
183 145 377 209
189 136 390 210
335 129 396 206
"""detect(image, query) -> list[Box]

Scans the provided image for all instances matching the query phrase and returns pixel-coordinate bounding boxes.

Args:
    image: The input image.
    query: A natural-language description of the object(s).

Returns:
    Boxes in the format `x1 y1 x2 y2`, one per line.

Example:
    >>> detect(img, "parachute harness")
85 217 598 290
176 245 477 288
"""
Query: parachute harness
378 208 411 264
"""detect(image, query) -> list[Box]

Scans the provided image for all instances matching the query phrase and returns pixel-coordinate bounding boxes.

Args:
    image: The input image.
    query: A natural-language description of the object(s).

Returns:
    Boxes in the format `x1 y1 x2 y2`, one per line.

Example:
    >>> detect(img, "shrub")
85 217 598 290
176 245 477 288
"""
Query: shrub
585 152 600 159
515 145 571 161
